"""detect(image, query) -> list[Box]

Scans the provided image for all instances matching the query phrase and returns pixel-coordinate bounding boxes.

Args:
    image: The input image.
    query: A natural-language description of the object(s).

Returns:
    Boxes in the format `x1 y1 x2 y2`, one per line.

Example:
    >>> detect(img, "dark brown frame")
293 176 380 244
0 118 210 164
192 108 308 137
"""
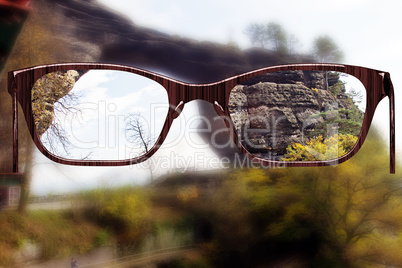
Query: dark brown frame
8 63 395 173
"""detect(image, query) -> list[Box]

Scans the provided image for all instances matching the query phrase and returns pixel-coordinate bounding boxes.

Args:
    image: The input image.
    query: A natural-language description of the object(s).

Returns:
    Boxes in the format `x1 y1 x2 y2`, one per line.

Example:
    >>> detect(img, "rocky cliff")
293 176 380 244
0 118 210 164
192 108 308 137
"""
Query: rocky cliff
228 70 362 159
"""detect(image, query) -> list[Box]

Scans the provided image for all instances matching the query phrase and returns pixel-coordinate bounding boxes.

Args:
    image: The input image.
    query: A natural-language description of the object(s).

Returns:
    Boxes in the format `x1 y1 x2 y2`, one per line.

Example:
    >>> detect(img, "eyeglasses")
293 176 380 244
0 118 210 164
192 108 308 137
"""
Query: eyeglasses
8 63 395 173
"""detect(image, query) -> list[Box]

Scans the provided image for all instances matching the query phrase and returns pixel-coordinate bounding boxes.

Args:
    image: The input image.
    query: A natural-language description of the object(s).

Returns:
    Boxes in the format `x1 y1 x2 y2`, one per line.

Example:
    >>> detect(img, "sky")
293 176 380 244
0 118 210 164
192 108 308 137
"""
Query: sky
31 0 402 194
96 0 401 64
43 70 169 160
95 0 401 144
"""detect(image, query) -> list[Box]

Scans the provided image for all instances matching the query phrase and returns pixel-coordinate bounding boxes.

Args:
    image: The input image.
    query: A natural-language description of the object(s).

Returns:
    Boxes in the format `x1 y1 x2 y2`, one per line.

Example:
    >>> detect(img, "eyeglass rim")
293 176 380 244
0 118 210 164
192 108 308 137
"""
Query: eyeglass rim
8 62 395 173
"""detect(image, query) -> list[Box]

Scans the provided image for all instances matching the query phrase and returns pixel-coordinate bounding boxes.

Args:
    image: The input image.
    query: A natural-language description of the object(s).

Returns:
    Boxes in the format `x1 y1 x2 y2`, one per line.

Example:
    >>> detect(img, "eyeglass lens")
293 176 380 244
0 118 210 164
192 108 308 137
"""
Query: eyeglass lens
31 70 169 160
31 69 366 162
228 70 366 161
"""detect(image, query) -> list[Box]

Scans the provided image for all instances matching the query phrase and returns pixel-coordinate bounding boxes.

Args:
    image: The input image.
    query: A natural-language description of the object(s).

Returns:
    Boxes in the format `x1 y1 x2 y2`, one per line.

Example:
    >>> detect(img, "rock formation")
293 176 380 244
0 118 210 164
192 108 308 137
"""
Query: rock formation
228 70 362 160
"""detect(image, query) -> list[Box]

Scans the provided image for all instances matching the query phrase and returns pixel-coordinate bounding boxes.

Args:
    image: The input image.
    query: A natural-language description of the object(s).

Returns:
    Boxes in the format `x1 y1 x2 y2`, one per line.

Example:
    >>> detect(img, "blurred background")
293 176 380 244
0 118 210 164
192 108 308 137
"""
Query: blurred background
0 0 401 266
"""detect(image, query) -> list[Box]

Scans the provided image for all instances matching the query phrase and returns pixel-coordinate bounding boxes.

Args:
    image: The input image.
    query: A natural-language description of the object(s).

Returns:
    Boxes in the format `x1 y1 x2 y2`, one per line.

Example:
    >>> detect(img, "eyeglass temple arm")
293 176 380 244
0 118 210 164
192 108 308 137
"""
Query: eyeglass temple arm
12 85 19 173
8 72 19 173
384 72 395 174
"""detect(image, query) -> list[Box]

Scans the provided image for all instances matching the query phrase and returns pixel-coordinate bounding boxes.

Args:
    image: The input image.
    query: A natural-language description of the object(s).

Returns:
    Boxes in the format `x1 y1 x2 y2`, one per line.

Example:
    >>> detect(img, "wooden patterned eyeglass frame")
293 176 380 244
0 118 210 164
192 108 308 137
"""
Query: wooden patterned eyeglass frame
8 63 395 173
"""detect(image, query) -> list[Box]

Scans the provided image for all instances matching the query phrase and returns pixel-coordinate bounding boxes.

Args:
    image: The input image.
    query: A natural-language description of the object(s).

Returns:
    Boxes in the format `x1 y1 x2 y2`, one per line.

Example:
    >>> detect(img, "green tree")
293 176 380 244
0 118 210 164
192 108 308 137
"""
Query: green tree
328 78 345 97
169 128 401 266
209 168 281 252
244 23 268 49
312 35 343 91
79 186 151 246
244 22 299 54
312 35 343 63
272 129 402 266
266 22 288 54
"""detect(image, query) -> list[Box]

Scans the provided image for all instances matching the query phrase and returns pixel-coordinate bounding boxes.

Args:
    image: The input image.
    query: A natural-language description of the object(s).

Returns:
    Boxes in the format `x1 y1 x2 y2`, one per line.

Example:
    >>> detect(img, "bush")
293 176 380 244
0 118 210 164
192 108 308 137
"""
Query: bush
94 229 109 247
78 186 151 246
0 210 101 264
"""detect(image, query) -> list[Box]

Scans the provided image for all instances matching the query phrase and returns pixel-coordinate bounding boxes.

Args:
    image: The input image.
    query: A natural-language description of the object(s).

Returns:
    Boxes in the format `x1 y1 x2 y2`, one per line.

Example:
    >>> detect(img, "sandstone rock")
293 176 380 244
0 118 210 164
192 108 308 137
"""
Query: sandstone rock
229 70 362 159
32 70 81 137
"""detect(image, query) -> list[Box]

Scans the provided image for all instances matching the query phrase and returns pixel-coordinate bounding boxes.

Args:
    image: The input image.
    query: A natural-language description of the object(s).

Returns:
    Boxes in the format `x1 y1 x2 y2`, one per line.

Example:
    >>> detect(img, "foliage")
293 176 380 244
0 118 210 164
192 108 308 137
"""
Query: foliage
254 129 401 266
164 127 401 267
93 229 110 247
282 133 358 161
0 210 100 264
244 22 299 54
346 87 364 106
282 132 402 266
266 22 288 54
328 79 345 97
244 23 267 48
311 71 364 140
0 128 396 267
308 109 363 139
205 168 291 253
283 78 364 157
312 35 343 63
77 186 151 245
